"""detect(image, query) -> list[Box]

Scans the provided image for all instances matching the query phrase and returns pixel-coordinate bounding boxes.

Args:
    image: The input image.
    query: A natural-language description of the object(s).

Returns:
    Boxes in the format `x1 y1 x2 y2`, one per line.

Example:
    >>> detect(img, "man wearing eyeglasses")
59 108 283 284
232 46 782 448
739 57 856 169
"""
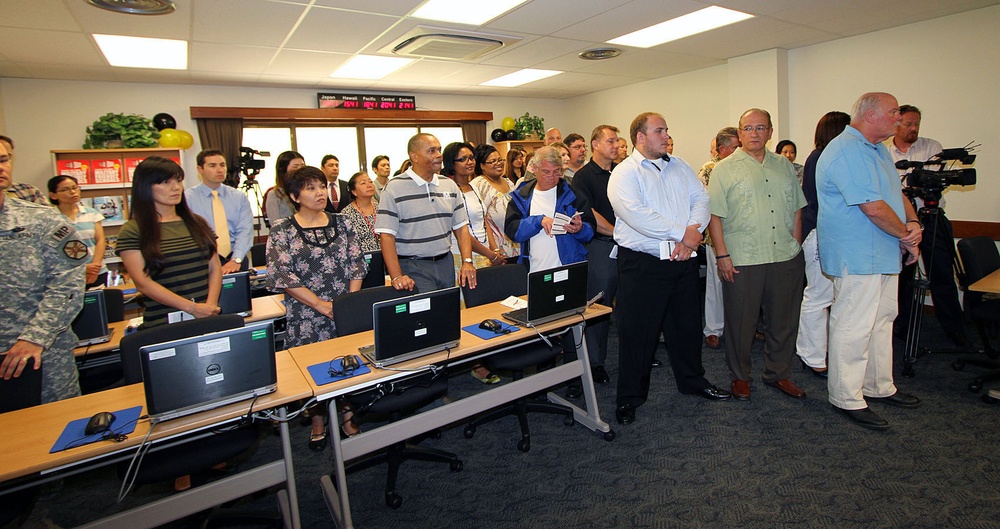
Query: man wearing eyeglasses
563 133 588 184
707 108 808 402
0 134 47 205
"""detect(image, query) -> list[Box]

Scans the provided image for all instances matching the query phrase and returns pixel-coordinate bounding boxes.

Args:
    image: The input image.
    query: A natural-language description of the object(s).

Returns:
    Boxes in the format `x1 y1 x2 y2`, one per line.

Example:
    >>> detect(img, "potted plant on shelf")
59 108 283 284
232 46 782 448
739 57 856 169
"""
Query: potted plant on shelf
83 113 160 149
514 112 545 141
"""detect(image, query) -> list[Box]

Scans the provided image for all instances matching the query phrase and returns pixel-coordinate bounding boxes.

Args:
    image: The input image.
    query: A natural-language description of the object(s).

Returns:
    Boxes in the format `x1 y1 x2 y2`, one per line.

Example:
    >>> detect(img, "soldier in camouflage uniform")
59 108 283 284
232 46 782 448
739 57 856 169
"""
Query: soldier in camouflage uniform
0 141 86 403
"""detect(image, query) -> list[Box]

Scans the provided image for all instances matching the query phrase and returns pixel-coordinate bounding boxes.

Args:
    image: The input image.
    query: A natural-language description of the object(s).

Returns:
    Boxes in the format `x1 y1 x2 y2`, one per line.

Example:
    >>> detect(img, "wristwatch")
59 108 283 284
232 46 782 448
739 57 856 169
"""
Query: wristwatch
462 257 474 264
233 257 243 264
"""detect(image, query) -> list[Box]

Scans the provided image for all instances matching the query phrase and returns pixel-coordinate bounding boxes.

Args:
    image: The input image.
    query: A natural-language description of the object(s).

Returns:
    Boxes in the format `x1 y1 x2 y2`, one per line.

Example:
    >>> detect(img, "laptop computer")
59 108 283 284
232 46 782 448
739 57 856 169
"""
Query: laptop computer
139 322 278 424
218 271 253 317
72 290 113 347
502 261 589 326
363 287 461 368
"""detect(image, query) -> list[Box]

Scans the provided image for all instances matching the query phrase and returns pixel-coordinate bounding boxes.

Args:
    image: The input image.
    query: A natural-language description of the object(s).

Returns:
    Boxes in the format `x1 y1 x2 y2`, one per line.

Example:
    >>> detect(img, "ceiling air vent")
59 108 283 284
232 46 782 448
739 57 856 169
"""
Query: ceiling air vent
86 0 175 15
384 26 521 61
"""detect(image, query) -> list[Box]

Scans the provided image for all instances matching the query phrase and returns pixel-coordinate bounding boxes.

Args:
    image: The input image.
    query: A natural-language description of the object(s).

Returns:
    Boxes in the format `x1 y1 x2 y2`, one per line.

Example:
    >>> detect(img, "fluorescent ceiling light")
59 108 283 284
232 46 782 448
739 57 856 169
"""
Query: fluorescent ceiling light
331 55 414 80
412 0 529 25
481 69 562 87
93 34 187 69
607 6 754 48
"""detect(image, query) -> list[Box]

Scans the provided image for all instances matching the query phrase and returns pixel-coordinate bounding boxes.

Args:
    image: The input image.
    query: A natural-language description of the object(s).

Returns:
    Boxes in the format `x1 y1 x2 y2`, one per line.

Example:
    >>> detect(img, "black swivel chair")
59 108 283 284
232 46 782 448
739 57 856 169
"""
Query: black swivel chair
333 286 463 509
0 357 43 526
953 237 1000 395
461 264 574 453
249 242 267 268
118 315 279 526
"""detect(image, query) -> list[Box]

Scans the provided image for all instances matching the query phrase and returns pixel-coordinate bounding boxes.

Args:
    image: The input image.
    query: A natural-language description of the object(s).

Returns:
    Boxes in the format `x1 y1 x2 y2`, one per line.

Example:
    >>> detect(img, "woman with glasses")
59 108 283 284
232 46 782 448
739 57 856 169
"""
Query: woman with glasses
504 146 526 183
47 175 107 287
472 144 519 263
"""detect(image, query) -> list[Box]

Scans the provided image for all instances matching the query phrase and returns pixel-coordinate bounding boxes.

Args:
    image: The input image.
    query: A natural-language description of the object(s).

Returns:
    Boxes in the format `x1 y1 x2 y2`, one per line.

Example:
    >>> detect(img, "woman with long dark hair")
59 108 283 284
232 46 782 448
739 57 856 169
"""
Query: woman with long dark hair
503 146 525 183
116 157 221 328
48 175 107 287
264 150 305 227
795 111 851 377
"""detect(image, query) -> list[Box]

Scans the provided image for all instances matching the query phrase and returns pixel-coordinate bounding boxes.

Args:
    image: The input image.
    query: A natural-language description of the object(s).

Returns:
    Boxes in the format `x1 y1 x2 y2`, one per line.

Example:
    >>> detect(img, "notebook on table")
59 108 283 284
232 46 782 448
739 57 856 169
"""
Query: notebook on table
72 290 112 347
139 322 277 424
218 271 253 317
363 287 461 368
502 261 589 326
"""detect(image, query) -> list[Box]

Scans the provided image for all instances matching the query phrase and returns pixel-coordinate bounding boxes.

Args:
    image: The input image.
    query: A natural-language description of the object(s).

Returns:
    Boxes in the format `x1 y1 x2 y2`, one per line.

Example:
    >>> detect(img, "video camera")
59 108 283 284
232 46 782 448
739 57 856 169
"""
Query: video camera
238 147 269 181
898 145 977 208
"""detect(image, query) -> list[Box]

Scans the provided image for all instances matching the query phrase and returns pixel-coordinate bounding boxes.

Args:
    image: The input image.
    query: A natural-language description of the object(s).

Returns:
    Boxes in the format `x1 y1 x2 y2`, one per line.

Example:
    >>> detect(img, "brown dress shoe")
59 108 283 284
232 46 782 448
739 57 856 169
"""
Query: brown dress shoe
766 379 807 399
705 335 721 349
731 379 750 400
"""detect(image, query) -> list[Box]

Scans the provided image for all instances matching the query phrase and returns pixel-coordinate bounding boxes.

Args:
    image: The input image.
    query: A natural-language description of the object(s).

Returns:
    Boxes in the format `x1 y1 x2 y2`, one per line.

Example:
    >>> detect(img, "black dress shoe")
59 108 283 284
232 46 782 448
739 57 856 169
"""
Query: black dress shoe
835 406 889 430
684 385 731 401
565 383 583 399
650 357 663 368
615 404 636 425
867 392 921 409
801 359 828 379
591 365 610 384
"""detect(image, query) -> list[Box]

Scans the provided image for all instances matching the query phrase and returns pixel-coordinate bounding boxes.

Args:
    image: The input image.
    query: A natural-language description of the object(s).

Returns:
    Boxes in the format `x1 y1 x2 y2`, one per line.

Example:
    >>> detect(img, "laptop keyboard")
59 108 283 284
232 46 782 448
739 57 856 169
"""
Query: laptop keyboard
501 308 528 326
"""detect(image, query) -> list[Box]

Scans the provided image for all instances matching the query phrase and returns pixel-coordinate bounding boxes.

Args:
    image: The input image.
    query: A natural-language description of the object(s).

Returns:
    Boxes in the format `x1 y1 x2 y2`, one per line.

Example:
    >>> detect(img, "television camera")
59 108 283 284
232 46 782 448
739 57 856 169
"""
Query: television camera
897 145 977 209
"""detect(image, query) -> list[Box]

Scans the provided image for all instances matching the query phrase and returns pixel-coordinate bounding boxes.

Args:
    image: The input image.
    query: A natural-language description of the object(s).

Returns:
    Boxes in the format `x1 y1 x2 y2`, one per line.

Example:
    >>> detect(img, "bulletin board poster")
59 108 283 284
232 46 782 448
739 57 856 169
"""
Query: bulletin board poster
92 158 123 185
56 159 90 185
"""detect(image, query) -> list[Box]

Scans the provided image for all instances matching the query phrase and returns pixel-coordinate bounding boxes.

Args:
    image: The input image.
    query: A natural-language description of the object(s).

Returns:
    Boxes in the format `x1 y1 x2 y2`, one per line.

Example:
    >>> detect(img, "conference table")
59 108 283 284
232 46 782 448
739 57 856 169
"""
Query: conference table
288 300 614 529
0 351 310 529
969 268 1000 294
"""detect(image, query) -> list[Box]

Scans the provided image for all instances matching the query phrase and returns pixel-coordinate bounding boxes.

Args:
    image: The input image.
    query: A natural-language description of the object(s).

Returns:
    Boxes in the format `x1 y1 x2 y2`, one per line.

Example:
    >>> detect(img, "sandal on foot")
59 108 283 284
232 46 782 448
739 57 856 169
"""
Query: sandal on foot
308 431 327 451
471 369 500 385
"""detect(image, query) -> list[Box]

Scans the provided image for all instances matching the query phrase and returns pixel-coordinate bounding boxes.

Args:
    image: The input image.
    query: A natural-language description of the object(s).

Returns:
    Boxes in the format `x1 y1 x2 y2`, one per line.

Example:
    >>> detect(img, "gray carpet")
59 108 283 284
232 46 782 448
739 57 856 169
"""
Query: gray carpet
38 315 1000 529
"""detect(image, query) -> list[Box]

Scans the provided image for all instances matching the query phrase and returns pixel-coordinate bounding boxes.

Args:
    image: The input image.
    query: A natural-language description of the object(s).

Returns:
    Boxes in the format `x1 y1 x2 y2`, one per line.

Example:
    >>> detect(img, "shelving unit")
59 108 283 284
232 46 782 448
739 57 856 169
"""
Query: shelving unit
493 140 544 160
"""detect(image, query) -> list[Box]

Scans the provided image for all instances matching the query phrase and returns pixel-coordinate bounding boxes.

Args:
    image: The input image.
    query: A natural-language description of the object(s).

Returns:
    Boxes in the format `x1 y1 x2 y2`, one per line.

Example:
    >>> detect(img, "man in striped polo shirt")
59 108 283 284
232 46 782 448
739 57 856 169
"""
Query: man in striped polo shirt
376 133 477 293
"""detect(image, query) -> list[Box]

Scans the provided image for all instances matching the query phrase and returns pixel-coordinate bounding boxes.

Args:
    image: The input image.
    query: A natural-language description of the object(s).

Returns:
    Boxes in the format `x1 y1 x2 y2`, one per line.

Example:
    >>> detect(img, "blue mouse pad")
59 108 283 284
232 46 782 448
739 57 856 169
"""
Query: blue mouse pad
121 288 138 295
50 405 144 453
307 357 371 386
462 321 520 340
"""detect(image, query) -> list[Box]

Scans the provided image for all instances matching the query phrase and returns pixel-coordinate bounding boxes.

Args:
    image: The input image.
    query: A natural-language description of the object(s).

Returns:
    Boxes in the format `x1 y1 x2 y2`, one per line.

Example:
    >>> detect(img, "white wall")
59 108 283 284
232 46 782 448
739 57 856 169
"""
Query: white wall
0 79 567 190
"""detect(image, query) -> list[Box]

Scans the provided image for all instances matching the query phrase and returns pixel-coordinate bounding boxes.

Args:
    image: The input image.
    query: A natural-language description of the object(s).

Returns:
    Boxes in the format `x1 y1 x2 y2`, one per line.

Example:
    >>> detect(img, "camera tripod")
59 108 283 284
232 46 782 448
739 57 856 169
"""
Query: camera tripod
900 203 968 377
239 176 266 239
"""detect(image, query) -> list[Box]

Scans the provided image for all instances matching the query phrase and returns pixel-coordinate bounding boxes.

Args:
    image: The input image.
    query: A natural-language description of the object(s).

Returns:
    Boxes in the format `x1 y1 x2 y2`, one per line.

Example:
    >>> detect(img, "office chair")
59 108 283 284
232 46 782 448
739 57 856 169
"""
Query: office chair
953 237 1000 394
333 286 463 509
461 264 574 453
0 357 42 526
249 242 267 268
118 315 279 527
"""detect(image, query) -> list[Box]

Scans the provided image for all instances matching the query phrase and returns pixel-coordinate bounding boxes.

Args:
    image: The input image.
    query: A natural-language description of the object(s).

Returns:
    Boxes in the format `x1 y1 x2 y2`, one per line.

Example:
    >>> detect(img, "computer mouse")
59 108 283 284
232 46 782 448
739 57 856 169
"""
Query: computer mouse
341 354 360 371
479 319 503 333
85 411 116 436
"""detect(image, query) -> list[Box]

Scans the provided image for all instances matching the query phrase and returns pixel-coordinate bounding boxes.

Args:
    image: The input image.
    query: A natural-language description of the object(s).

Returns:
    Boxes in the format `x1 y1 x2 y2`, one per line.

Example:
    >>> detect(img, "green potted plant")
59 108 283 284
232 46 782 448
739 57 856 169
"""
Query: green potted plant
83 113 160 149
514 112 545 141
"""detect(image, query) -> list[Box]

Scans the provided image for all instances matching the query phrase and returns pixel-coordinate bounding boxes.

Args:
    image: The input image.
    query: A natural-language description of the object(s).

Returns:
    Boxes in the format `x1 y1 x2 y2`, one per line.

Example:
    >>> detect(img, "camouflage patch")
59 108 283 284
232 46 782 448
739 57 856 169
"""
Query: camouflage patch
63 239 88 260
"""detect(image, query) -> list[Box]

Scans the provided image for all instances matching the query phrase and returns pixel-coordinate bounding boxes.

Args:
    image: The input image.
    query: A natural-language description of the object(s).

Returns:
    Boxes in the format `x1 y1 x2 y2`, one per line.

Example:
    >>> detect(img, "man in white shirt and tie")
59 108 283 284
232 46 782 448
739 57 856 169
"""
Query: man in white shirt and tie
185 149 254 273
321 154 351 213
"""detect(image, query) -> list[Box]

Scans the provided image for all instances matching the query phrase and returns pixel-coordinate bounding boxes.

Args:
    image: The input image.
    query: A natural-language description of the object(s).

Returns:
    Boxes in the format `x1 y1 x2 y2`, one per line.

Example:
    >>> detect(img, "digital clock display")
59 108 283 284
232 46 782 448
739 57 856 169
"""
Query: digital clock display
318 93 417 110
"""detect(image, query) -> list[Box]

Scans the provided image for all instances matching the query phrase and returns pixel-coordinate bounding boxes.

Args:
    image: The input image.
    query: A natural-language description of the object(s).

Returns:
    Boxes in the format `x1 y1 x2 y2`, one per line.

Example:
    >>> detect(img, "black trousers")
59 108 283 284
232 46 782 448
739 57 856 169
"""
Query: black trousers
615 247 708 408
896 209 964 337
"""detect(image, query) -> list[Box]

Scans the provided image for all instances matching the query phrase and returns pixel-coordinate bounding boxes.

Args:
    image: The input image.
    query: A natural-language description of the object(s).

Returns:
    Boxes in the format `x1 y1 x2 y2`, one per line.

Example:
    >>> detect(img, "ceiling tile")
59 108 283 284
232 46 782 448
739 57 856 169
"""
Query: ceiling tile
0 28 105 66
484 0 630 36
0 0 79 32
479 37 592 68
189 43 276 74
552 0 709 42
193 0 305 47
64 0 193 40
310 0 425 17
382 60 469 83
264 49 351 77
284 7 400 54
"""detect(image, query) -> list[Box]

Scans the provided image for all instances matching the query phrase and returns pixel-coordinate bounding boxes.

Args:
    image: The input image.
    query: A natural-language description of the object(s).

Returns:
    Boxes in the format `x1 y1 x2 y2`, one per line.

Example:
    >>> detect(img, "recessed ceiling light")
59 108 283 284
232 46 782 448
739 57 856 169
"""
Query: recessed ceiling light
93 34 187 69
608 6 754 48
481 69 562 87
412 0 529 25
579 48 622 61
86 0 175 16
331 55 414 80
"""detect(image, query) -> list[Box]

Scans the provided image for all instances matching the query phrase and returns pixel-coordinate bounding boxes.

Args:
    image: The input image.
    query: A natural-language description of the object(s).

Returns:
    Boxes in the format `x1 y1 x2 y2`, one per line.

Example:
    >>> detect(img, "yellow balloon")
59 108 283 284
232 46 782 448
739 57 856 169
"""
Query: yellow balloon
501 117 516 131
158 128 181 148
177 130 194 150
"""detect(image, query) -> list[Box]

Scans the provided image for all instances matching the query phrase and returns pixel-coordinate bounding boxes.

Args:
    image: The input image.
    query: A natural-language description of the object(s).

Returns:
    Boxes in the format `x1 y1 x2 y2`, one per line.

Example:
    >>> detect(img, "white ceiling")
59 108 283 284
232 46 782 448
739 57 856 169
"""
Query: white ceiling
0 0 996 99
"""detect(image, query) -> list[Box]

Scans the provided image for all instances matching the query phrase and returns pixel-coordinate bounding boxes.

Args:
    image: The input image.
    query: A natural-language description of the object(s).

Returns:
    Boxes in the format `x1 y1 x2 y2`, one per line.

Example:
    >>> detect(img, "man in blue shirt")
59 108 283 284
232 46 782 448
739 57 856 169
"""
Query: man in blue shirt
816 92 923 430
186 149 254 273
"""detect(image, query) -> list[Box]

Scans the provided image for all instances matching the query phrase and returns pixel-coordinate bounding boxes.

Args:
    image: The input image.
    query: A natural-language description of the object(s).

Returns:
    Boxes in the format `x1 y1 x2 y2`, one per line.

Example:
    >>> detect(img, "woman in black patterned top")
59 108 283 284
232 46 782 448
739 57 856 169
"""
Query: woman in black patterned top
341 171 385 289
117 157 221 329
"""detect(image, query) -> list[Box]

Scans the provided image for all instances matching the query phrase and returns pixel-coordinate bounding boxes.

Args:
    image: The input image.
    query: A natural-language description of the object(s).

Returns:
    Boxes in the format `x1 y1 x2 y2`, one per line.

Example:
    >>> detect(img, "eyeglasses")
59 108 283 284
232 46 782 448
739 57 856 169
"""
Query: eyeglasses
741 125 771 134
485 158 504 165
453 155 475 163
57 185 80 193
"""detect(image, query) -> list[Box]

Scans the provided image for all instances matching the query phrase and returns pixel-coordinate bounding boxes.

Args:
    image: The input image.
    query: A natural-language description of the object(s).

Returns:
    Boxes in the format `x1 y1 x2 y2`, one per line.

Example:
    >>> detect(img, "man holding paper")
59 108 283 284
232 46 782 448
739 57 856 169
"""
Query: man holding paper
505 146 593 271
609 112 731 426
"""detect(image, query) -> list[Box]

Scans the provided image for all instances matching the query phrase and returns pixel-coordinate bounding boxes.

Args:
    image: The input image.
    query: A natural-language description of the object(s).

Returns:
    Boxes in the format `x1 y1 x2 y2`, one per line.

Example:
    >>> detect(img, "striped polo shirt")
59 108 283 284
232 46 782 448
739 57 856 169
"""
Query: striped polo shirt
374 169 469 257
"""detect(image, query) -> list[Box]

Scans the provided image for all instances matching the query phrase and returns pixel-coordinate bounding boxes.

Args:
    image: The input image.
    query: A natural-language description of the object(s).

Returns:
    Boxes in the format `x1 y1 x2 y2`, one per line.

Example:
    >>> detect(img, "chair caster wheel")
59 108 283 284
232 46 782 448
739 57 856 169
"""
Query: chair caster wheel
969 380 983 393
450 460 464 472
563 415 575 426
463 426 475 439
517 438 530 452
952 360 965 371
385 492 402 509
603 429 616 442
